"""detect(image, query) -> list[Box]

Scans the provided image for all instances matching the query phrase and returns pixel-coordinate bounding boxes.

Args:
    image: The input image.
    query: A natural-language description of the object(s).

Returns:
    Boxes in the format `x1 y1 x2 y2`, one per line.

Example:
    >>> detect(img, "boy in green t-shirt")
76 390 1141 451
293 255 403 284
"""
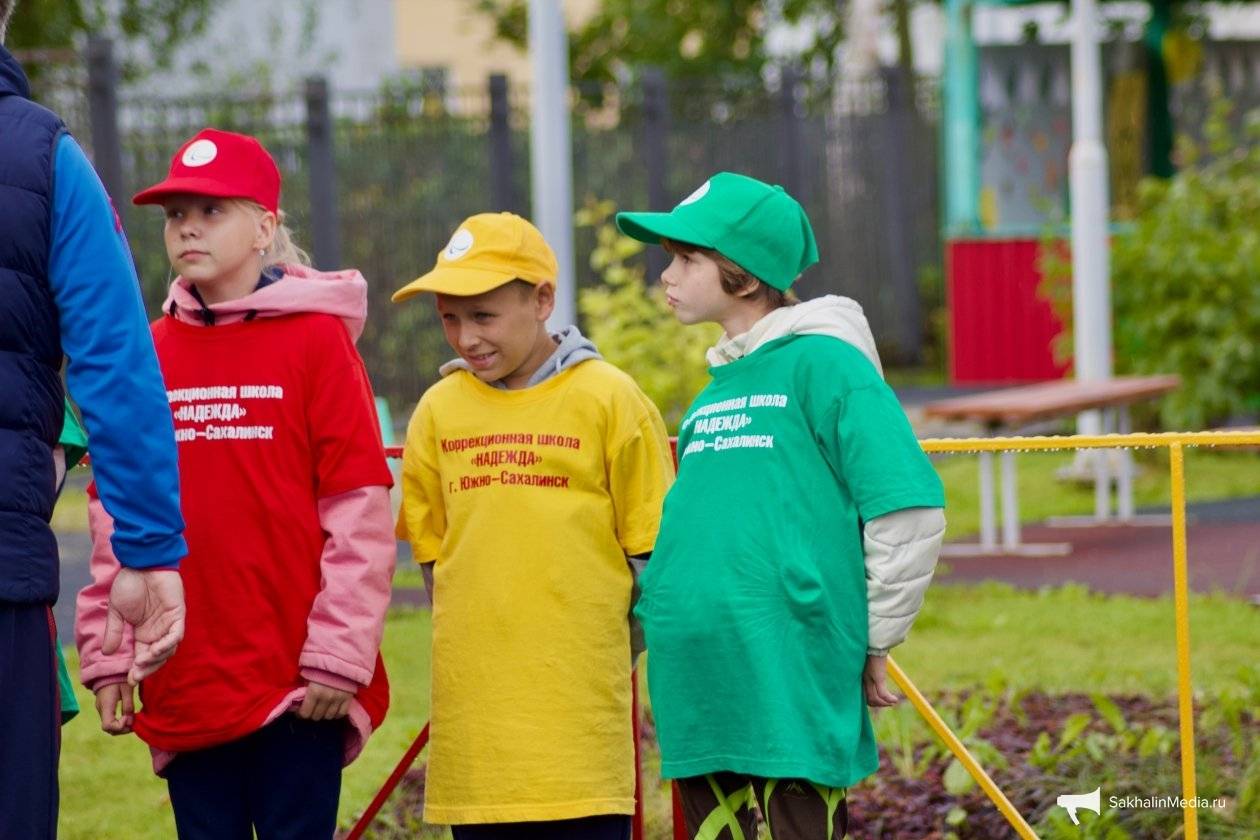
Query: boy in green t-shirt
616 173 946 839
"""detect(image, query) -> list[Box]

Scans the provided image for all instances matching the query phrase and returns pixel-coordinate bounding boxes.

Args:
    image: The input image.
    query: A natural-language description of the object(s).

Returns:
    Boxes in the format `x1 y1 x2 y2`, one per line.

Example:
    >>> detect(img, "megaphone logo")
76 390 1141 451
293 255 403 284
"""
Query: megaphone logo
1056 787 1101 825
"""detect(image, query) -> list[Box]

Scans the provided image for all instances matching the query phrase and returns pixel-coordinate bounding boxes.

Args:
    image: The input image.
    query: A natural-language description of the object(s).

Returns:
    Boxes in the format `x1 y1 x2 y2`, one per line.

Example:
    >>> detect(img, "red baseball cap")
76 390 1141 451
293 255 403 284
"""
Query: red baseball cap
132 128 282 213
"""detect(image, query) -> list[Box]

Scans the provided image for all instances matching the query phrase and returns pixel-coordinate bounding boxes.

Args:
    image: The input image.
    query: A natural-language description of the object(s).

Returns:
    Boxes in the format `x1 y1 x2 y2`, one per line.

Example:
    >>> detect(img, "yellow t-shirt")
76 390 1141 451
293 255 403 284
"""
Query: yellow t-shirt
397 361 674 824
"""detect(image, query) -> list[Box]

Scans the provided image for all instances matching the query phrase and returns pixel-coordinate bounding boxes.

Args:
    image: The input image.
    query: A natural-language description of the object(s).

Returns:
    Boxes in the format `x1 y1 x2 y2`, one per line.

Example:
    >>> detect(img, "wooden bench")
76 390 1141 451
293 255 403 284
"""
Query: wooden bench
923 375 1181 556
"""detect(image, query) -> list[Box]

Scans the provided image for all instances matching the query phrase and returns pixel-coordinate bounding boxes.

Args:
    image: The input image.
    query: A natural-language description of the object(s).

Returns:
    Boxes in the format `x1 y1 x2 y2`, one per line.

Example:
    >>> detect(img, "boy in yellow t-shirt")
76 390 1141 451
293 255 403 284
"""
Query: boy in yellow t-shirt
391 212 674 839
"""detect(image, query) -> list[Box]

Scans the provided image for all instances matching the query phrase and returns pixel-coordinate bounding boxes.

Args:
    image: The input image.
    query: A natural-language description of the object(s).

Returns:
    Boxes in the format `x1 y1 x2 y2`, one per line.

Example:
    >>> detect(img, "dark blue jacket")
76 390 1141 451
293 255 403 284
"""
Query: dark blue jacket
0 45 184 605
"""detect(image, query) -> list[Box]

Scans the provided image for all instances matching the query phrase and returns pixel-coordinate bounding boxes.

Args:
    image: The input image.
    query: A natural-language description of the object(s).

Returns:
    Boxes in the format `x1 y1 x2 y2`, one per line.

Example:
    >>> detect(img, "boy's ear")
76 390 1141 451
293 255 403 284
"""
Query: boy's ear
533 282 556 321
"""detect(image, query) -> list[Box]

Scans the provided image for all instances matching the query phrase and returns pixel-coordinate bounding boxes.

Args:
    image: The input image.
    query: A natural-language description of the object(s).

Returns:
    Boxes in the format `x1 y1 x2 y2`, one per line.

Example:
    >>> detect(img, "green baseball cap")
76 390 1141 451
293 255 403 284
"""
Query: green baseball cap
615 172 819 291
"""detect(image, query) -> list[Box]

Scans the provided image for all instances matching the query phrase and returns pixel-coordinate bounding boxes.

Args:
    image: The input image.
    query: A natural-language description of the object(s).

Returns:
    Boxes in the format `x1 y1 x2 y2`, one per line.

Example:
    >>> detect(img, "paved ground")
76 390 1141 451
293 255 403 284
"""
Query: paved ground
939 497 1260 599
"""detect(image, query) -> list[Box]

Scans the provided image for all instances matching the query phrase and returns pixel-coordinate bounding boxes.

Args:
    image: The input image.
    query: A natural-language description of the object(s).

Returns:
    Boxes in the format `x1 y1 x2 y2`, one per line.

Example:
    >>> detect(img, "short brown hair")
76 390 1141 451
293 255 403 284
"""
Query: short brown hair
505 278 537 297
662 239 794 308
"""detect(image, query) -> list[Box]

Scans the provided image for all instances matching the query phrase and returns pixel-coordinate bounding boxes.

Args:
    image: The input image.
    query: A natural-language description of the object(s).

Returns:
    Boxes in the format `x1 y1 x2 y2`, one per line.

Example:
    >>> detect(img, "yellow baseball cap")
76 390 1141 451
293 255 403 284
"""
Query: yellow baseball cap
391 212 559 302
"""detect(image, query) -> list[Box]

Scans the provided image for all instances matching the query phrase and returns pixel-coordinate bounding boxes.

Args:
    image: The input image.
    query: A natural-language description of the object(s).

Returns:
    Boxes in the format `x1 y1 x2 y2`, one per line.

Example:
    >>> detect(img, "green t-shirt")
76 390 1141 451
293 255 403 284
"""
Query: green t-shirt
637 334 944 787
57 399 87 723
60 400 88 469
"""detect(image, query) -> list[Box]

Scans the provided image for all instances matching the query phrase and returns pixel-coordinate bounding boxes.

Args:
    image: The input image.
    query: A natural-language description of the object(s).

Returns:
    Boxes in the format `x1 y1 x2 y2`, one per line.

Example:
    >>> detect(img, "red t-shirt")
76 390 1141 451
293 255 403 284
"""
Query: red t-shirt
132 312 393 752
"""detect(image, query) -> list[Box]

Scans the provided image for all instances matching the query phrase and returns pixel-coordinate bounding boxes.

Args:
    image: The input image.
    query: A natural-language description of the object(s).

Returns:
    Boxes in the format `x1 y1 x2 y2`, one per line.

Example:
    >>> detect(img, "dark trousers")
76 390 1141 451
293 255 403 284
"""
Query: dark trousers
165 714 344 840
451 815 632 840
676 773 849 840
0 603 59 840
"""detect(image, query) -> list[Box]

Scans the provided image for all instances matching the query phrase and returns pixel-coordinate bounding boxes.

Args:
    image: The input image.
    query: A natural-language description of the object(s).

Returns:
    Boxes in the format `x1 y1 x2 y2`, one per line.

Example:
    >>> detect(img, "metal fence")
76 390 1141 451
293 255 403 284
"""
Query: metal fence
975 39 1260 230
1170 40 1260 148
26 39 941 417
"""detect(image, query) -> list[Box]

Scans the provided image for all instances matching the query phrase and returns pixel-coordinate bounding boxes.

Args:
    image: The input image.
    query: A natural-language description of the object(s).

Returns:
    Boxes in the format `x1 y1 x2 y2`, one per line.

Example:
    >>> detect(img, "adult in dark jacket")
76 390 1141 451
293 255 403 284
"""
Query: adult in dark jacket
0 4 187 838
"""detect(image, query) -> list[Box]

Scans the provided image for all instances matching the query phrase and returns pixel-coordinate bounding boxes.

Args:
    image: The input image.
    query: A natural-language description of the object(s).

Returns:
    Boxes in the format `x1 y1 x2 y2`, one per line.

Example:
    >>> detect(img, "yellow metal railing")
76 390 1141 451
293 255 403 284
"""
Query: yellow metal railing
887 657 1040 839
885 431 1258 840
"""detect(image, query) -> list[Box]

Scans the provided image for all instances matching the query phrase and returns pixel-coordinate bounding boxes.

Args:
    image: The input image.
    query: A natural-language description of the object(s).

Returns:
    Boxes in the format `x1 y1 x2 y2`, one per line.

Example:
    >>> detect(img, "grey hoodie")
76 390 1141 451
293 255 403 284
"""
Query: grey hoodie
708 294 946 656
438 325 602 387
706 294 883 375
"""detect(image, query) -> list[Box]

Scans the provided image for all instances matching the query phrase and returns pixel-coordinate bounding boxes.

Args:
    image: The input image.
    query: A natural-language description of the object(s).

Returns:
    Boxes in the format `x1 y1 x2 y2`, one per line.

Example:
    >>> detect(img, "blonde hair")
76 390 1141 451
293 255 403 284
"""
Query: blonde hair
233 199 311 269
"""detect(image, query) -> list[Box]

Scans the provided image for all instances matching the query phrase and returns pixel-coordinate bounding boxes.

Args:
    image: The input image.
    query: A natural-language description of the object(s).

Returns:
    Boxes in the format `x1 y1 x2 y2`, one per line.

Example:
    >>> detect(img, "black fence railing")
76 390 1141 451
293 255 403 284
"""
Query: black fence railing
25 39 942 417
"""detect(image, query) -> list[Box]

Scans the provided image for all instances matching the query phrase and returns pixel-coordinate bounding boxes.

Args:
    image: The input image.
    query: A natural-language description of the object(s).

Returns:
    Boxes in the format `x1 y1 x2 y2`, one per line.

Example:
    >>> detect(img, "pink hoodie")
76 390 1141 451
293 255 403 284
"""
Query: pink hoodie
75 264 396 773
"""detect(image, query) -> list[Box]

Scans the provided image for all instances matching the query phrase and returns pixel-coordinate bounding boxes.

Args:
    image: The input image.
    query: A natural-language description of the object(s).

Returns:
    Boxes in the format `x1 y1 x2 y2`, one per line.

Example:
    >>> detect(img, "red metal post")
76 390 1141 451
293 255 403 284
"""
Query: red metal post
632 669 644 840
344 723 430 840
672 781 688 840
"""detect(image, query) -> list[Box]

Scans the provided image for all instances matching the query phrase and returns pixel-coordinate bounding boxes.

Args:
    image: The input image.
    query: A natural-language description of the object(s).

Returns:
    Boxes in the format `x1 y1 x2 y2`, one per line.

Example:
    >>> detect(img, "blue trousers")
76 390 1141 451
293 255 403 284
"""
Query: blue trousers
0 603 60 840
165 714 344 840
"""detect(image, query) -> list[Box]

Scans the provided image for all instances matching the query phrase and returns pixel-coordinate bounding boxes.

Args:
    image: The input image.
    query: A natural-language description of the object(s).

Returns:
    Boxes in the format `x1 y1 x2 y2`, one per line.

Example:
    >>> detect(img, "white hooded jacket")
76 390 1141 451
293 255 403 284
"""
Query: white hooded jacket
706 295 946 655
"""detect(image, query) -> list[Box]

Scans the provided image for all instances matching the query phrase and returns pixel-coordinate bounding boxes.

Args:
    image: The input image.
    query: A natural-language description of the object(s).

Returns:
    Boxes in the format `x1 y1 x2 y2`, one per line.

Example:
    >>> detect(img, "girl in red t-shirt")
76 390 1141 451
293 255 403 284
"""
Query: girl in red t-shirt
76 128 396 839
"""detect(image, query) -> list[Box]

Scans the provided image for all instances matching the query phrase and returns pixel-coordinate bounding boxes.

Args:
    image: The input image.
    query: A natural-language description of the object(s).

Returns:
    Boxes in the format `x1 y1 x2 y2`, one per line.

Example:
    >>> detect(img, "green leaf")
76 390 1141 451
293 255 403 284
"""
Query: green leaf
1091 694 1127 735
1029 731 1055 769
943 758 976 795
1058 712 1093 751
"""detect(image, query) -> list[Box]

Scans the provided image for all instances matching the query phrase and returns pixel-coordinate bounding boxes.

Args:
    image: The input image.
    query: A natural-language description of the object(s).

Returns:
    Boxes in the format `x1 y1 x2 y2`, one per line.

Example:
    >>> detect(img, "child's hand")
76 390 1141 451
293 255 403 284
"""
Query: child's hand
105 567 186 684
863 655 900 707
297 680 355 721
95 682 136 735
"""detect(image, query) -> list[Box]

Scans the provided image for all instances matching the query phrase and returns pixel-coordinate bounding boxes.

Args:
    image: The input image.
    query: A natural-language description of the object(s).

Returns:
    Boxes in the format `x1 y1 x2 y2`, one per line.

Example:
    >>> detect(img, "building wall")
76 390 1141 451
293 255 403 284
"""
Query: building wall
393 0 596 92
126 0 399 96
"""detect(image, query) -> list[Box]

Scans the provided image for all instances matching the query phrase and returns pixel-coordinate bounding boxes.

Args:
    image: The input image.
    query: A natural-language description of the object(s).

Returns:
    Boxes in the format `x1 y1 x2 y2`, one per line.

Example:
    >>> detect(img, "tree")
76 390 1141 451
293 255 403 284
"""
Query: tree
1039 98 1260 429
472 0 847 84
6 0 213 69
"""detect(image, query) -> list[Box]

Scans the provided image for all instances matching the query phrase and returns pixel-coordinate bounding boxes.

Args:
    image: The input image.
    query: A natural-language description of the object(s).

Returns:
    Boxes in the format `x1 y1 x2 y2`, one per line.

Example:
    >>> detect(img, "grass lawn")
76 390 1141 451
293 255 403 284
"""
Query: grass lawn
896 581 1260 697
51 471 90 533
392 565 427 592
57 582 1259 839
58 608 432 840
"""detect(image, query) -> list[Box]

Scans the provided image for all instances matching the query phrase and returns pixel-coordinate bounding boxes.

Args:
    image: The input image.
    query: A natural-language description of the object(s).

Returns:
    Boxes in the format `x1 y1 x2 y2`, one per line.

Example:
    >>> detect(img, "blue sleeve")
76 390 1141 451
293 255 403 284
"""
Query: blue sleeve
48 135 185 569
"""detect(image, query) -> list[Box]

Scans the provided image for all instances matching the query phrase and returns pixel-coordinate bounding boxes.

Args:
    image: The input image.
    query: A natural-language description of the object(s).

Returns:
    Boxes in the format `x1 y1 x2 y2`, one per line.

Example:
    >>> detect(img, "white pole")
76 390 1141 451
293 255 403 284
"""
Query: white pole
1069 0 1113 436
529 0 576 328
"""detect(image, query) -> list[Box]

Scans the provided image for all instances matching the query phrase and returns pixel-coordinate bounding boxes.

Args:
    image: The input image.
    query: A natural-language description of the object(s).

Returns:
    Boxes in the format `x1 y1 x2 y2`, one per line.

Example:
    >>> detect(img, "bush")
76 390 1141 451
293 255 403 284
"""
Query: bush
575 199 719 431
1040 98 1260 429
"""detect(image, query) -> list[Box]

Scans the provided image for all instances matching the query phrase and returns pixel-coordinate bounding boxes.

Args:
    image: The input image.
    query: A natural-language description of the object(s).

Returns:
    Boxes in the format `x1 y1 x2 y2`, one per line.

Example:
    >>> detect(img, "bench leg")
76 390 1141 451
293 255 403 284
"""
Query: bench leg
942 449 1068 559
1000 450 1020 550
1094 409 1114 521
1117 407 1135 520
979 451 997 550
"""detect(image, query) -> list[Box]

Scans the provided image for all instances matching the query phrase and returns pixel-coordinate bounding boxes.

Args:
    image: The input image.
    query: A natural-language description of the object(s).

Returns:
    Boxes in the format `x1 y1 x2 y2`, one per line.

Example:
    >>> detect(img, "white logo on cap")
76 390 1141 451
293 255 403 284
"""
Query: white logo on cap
443 228 475 261
678 180 711 207
181 139 218 168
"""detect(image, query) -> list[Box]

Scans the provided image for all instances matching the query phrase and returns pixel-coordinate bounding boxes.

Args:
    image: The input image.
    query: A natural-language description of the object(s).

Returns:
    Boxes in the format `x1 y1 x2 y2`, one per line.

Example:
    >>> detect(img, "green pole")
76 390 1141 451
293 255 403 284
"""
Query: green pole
943 0 981 233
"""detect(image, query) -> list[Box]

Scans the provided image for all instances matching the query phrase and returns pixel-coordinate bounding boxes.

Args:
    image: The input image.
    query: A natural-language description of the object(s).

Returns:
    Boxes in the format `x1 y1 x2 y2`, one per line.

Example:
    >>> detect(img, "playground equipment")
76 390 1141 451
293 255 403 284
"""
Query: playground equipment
940 0 1197 384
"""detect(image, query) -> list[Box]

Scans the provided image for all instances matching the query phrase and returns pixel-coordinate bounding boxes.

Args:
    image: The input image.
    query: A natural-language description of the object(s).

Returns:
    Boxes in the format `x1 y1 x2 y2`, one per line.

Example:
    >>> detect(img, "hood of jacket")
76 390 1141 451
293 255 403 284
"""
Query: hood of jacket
161 263 369 342
706 294 883 377
438 324 602 388
0 45 32 100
